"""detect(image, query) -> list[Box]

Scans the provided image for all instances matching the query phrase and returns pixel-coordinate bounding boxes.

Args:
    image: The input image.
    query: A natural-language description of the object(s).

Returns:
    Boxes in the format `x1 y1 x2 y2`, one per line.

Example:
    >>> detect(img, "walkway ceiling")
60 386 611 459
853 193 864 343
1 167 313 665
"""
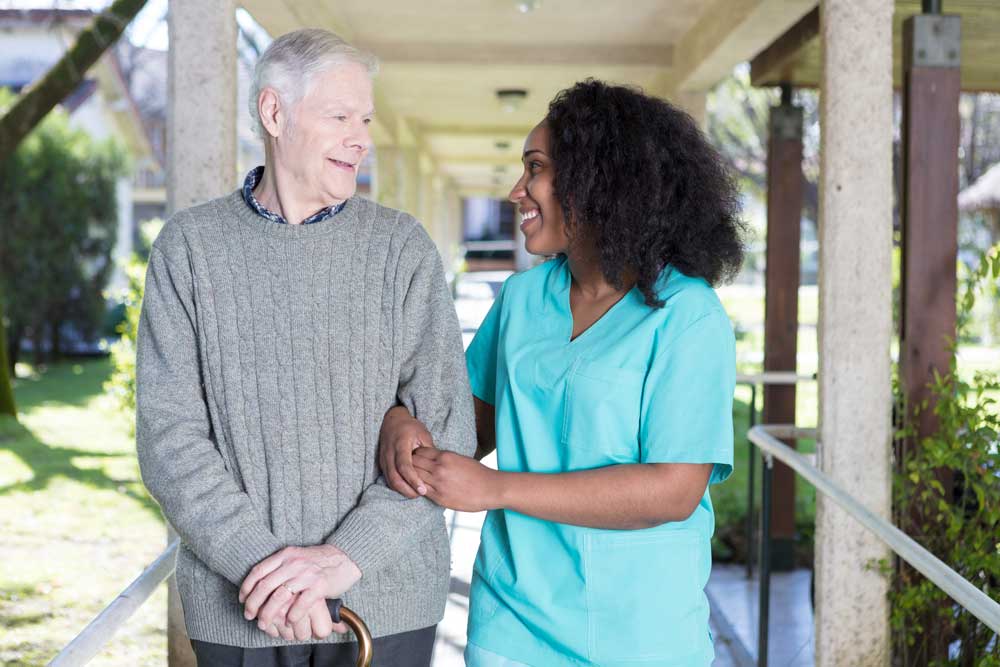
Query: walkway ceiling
240 0 817 198
751 1 1000 92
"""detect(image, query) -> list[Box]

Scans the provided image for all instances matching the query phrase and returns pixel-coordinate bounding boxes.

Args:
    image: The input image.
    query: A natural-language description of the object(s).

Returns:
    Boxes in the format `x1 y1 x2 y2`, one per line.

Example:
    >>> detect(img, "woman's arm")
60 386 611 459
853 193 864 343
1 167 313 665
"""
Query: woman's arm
411 448 712 530
378 397 495 497
472 397 496 460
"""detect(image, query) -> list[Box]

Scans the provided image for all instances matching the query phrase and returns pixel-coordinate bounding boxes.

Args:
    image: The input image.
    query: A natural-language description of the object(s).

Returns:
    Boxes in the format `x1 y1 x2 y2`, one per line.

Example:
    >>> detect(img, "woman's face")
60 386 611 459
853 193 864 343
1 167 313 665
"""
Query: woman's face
509 122 571 256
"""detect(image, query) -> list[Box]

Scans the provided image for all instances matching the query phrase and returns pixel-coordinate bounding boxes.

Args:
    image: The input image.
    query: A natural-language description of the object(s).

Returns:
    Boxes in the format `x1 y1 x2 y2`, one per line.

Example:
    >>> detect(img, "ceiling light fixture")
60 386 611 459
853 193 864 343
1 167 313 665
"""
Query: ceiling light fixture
517 0 542 13
496 88 528 113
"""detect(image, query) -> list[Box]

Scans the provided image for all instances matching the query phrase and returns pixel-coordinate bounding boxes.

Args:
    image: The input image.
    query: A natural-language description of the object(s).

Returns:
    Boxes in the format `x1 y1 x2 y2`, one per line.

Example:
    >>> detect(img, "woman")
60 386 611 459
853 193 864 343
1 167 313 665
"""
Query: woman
379 80 744 666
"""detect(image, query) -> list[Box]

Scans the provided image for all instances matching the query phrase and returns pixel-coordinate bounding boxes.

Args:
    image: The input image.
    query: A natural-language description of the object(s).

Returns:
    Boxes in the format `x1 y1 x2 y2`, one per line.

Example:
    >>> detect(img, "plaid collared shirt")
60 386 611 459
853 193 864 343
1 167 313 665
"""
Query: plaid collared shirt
241 165 346 224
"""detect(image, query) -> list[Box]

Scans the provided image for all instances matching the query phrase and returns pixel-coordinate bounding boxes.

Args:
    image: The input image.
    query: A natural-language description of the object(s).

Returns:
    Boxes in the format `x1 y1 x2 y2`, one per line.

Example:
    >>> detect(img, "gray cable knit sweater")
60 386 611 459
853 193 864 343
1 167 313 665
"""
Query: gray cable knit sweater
135 190 475 647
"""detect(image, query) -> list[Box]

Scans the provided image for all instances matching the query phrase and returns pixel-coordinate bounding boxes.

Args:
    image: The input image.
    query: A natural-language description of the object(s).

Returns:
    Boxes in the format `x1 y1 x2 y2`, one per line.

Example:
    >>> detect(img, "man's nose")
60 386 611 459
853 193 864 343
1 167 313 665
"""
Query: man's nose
345 121 371 152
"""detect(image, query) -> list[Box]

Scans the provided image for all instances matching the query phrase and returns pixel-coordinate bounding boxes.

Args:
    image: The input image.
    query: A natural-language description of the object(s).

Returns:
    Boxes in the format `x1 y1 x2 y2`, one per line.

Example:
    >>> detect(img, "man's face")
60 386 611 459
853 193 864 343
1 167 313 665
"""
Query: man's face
275 62 374 204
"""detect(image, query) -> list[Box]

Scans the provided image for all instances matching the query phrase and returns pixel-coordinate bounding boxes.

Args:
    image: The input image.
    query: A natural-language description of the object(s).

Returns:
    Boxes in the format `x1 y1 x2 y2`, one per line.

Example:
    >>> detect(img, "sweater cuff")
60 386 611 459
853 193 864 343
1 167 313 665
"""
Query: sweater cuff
326 513 394 579
211 524 285 586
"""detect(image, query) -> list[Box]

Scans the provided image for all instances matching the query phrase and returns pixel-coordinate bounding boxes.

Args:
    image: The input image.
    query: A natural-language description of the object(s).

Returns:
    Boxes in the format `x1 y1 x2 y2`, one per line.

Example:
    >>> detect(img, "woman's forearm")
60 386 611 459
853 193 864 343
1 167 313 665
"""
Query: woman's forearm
492 463 712 530
472 397 496 461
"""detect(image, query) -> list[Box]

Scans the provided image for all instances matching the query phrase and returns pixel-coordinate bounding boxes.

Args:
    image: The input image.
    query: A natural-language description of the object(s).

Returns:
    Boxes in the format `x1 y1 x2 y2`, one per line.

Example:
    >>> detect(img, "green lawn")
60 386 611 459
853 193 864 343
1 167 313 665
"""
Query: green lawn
0 359 167 666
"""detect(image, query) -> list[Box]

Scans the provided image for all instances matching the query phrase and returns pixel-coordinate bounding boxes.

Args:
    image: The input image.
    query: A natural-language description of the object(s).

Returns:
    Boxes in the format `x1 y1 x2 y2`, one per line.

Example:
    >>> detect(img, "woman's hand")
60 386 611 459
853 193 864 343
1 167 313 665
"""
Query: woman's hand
411 447 504 512
379 405 435 498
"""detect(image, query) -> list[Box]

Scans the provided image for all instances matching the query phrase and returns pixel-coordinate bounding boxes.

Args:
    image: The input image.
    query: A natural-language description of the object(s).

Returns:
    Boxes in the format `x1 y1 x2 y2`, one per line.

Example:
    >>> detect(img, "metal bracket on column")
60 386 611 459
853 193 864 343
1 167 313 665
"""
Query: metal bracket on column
905 14 961 69
769 105 803 142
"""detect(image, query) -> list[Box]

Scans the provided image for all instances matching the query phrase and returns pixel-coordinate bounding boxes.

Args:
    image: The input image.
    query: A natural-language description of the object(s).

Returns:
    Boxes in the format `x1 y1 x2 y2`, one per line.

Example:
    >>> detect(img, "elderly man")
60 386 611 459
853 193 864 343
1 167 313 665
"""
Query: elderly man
136 28 474 666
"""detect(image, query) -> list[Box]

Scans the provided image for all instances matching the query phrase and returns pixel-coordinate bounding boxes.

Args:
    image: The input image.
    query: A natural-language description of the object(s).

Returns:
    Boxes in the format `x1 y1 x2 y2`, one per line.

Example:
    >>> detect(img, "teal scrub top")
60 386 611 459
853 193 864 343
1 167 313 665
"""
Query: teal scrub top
464 257 735 667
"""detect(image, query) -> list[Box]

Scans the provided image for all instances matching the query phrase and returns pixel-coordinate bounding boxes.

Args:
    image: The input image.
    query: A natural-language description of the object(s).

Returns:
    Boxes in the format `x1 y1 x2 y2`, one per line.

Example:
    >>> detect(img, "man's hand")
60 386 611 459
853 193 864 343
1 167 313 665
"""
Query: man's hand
411 447 504 512
239 545 361 633
379 405 436 498
256 596 346 640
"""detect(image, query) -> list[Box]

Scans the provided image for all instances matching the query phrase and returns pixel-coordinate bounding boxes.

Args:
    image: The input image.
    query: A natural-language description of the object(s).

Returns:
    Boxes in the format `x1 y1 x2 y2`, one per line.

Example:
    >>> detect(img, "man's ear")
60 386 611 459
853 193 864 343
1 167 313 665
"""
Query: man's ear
258 88 284 139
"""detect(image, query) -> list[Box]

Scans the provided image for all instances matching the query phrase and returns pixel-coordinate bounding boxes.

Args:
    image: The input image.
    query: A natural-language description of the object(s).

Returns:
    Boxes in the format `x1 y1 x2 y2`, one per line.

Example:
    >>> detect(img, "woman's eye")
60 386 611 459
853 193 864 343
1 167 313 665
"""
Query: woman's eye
363 118 372 125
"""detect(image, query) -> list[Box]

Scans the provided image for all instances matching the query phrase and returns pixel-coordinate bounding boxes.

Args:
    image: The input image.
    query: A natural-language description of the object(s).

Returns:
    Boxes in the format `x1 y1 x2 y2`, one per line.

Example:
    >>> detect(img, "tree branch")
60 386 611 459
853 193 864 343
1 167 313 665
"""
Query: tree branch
0 0 148 160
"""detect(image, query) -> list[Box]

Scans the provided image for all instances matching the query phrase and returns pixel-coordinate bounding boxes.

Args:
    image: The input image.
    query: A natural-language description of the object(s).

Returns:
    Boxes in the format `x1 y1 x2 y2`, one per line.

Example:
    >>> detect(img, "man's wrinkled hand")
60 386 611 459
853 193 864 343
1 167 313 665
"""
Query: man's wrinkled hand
239 544 361 632
253 595 348 640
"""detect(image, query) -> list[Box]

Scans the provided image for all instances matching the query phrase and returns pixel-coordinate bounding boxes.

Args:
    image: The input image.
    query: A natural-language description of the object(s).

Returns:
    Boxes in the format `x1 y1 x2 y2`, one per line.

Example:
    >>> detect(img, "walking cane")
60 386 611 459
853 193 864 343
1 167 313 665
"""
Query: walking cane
328 598 373 667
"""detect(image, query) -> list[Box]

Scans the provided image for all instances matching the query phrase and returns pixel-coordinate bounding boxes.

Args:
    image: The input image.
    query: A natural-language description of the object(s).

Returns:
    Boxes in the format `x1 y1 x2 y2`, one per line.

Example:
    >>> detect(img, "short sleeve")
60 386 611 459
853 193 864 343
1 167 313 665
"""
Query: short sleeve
465 281 506 405
639 309 736 484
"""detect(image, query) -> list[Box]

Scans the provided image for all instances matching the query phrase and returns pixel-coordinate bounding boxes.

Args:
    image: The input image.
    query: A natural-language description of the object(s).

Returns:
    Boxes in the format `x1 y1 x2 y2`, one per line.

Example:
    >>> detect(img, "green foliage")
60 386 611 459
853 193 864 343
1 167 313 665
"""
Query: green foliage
958 244 1000 345
103 218 160 435
0 87 128 364
103 257 145 436
890 244 1000 666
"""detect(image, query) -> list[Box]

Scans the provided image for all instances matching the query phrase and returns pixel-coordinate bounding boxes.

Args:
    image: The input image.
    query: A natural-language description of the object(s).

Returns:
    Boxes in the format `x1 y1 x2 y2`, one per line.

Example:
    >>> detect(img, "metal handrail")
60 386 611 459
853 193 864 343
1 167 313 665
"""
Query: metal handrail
738 371 816 579
736 371 813 385
49 540 374 667
749 423 1000 665
49 541 180 666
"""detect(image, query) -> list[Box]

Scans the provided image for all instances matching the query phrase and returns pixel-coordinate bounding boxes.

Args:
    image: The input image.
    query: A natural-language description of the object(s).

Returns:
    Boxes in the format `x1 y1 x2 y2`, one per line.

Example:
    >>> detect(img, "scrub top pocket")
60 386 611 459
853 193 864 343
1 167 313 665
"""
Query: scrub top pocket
584 529 709 664
561 360 645 466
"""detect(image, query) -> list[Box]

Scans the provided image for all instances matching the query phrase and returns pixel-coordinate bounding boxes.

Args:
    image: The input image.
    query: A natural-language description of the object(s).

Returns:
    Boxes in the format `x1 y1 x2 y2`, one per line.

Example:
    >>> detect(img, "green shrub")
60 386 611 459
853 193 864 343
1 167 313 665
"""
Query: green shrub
889 244 1000 666
104 256 145 436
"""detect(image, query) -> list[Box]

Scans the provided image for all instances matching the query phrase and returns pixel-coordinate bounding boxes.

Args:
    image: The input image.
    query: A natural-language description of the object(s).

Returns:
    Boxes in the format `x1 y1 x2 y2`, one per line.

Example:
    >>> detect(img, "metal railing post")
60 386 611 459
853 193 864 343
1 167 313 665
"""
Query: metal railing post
758 453 773 667
746 382 758 578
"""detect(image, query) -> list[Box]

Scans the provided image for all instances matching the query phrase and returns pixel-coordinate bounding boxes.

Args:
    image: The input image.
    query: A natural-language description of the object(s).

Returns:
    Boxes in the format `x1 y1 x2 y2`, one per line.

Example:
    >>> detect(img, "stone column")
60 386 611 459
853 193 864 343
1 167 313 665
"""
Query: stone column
166 1 237 664
167 0 238 214
374 145 402 209
814 1 893 665
399 145 421 218
110 176 134 296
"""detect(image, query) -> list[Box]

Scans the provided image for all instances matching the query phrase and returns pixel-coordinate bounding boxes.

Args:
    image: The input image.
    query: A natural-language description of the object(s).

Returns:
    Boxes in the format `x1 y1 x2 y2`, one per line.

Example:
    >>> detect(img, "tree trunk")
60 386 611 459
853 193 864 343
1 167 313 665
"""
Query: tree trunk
0 0 149 160
49 317 62 361
32 327 45 368
0 303 15 418
7 323 22 374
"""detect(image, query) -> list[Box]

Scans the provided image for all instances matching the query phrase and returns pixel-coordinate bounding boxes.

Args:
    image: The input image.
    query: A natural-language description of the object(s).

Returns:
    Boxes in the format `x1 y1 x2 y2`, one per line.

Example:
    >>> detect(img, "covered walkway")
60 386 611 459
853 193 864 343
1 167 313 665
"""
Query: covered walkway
153 1 1000 665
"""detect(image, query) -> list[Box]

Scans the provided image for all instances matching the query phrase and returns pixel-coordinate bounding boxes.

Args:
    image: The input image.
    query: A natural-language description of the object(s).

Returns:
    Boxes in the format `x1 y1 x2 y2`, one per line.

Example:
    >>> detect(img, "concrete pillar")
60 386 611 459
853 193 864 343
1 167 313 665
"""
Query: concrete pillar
447 184 464 266
416 162 434 236
110 176 134 296
166 1 237 664
399 146 421 218
167 0 237 214
374 145 402 209
815 1 893 665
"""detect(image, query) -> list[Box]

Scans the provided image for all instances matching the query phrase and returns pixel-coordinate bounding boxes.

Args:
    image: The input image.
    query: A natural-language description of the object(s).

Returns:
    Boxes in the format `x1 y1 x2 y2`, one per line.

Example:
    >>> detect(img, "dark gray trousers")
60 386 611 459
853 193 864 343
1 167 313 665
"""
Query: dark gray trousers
190 625 437 667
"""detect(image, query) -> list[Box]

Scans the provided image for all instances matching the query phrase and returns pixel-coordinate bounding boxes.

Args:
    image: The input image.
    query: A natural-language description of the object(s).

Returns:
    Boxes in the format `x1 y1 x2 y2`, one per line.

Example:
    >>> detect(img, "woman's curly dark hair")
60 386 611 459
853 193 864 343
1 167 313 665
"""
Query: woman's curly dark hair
544 79 746 307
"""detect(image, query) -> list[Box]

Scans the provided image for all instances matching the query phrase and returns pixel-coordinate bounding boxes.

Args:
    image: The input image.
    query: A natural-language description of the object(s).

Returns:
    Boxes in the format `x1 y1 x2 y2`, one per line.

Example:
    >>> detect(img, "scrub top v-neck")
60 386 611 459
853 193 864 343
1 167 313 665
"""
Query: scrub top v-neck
464 256 735 667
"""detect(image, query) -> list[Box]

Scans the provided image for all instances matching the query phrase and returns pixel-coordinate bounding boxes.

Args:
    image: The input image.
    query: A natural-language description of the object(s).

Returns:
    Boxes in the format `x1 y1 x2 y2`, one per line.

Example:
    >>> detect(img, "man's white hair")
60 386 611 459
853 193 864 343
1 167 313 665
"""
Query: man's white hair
249 29 378 140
